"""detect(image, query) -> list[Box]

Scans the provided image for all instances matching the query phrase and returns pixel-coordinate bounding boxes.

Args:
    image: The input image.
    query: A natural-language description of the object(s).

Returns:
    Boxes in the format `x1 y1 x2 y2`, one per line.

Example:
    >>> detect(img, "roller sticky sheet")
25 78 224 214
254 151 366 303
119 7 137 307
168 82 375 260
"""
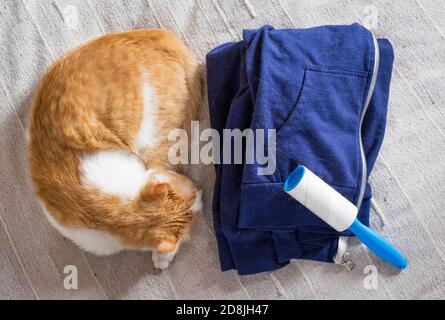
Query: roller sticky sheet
284 165 407 269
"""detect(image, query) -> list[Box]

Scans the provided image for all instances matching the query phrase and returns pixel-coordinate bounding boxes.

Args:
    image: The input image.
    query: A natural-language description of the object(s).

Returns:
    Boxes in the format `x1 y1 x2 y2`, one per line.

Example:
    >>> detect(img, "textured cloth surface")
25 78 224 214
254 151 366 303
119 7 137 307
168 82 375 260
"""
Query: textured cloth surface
207 24 394 275
0 0 444 299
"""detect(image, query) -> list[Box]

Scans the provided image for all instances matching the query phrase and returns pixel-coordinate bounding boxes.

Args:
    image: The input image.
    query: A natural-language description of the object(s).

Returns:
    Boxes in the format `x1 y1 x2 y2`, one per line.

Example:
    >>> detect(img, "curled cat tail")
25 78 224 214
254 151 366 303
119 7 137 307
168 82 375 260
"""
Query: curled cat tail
171 31 203 135
183 57 203 130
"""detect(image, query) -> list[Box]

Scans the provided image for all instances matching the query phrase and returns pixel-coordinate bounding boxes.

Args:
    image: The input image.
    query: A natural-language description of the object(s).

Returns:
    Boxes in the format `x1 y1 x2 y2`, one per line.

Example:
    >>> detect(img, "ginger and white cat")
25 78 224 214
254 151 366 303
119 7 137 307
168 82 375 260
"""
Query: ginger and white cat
28 29 203 270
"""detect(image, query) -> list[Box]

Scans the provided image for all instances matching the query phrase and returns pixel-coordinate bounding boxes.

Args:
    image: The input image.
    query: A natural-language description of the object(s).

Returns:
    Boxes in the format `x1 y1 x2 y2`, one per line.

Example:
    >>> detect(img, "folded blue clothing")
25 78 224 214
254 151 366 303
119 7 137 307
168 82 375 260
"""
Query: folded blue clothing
207 24 394 275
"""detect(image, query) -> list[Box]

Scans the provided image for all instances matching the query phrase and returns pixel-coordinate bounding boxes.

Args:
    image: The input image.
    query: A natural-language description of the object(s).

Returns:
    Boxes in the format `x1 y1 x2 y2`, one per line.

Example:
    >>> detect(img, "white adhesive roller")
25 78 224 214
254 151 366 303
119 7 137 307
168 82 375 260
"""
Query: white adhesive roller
283 165 407 269
283 165 357 232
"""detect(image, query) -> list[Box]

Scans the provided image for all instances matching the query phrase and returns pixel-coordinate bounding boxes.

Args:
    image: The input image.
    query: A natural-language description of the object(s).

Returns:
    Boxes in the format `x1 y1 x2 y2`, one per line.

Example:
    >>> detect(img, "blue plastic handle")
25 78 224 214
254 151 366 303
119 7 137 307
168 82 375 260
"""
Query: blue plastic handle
348 219 407 269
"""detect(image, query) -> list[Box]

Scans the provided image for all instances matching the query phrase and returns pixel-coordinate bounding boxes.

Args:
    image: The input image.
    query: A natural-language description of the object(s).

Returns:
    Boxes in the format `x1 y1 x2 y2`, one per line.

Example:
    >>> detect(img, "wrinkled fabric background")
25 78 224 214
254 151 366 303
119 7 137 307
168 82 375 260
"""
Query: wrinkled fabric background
0 0 443 299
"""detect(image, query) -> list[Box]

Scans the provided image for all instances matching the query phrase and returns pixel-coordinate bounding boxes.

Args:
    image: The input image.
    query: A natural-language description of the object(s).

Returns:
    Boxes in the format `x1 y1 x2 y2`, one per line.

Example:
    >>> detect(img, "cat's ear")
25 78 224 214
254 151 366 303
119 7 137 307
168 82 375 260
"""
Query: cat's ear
149 173 172 196
156 238 177 253
150 183 170 196
141 182 170 200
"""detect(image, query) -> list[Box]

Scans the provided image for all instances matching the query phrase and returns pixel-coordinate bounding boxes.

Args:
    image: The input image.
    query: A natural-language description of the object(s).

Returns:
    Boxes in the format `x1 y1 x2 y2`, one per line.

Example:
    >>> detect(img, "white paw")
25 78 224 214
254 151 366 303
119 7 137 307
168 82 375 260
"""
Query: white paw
152 251 176 270
190 190 203 213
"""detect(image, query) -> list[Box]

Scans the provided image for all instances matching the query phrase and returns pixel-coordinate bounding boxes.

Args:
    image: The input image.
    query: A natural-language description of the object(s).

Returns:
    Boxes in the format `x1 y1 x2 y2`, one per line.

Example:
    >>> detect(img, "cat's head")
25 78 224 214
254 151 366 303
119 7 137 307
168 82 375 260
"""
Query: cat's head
137 169 202 253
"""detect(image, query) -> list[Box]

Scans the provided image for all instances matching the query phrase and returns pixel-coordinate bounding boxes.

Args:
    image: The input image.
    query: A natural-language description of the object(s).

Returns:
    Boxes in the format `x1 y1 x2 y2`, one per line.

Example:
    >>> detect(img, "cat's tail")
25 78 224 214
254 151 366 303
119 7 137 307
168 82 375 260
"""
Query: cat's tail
174 35 203 135
184 61 203 131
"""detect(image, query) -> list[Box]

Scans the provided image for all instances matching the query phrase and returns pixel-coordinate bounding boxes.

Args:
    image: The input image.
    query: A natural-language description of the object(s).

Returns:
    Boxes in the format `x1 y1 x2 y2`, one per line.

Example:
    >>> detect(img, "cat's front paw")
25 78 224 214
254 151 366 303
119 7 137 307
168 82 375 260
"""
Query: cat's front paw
152 251 176 270
190 189 203 213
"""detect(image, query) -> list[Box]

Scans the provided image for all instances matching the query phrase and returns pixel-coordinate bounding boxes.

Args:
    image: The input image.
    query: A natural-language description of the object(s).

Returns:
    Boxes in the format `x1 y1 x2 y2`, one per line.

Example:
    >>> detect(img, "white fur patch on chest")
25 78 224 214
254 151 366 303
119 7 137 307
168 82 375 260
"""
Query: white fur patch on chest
80 150 150 199
40 203 125 256
135 71 159 150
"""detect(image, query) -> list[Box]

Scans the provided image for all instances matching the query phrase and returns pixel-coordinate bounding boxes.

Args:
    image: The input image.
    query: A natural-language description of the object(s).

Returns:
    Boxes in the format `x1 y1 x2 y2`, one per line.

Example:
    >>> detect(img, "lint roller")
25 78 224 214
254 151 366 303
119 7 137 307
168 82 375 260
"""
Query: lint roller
283 165 407 269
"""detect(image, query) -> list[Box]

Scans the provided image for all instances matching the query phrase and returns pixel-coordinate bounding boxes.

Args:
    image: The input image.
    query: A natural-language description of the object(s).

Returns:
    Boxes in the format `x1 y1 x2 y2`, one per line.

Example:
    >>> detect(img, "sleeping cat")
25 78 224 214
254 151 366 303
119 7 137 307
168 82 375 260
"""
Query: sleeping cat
28 29 203 270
